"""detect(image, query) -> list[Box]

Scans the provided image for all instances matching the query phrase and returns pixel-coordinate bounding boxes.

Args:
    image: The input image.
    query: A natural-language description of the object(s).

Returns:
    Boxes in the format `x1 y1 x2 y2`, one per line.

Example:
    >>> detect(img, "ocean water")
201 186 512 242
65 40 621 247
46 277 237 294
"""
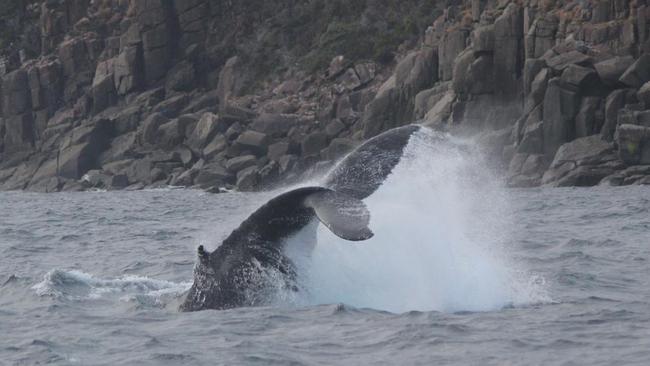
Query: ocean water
2 131 650 365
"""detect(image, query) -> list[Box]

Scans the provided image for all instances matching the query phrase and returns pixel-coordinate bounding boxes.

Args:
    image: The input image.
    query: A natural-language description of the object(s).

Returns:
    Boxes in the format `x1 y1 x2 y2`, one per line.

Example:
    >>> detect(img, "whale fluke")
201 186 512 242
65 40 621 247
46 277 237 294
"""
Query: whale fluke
304 190 373 241
324 125 422 199
217 187 372 253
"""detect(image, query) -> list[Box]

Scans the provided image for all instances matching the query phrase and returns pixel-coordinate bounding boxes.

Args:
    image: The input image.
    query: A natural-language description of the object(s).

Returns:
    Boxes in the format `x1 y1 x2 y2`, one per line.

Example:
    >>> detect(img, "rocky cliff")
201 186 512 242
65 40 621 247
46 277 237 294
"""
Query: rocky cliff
1 0 650 192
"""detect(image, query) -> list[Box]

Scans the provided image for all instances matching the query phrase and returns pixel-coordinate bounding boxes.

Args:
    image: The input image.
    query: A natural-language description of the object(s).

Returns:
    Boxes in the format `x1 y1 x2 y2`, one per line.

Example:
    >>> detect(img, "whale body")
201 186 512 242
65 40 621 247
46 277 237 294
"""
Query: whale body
180 125 424 311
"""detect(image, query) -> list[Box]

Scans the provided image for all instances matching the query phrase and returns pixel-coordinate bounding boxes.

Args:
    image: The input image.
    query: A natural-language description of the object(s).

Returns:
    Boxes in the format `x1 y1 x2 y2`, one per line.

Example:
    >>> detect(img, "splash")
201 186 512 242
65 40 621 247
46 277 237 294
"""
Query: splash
289 128 550 313
33 269 191 306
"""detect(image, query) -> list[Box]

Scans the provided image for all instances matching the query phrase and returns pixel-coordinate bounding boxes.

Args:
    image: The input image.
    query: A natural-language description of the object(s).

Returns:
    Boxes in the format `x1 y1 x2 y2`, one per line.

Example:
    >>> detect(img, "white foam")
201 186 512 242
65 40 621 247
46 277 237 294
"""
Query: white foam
33 269 191 305
290 128 550 313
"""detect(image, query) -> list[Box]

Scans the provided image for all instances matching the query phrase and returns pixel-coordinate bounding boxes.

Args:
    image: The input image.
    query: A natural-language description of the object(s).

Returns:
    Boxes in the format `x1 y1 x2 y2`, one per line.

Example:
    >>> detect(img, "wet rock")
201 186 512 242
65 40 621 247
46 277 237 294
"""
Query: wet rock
278 154 298 175
235 166 259 191
58 143 103 180
258 161 279 184
80 169 112 188
194 162 233 188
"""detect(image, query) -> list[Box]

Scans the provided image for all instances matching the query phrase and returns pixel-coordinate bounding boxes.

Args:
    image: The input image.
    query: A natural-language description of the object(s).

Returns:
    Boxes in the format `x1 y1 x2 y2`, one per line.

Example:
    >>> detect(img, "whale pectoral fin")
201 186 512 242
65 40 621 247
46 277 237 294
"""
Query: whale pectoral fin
304 190 373 241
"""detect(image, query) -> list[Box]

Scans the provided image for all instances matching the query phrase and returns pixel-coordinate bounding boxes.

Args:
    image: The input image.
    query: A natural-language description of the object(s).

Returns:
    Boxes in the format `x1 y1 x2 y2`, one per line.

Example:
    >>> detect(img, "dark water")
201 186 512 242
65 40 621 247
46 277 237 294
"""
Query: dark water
2 187 649 365
1 132 650 365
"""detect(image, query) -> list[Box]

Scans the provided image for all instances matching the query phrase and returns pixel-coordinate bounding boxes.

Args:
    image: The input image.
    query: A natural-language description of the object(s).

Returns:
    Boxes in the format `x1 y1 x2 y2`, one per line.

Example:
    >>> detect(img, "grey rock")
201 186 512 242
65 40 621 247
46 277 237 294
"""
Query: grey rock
546 51 592 72
91 59 117 114
278 154 298 175
195 162 233 188
325 119 346 138
114 45 142 95
188 112 220 152
225 155 257 173
58 143 103 180
439 29 469 81
523 58 546 96
616 124 650 164
560 64 597 88
472 25 495 53
235 131 270 156
165 61 195 93
637 81 650 109
301 132 328 157
235 166 259 191
542 136 619 186
3 113 34 153
267 141 290 162
518 122 544 154
138 113 169 146
323 138 358 161
157 119 185 149
619 54 650 88
526 68 550 112
2 69 31 117
493 3 524 95
153 94 190 118
575 97 604 138
202 134 227 160
251 113 299 137
594 56 634 86
600 89 628 141
542 78 579 157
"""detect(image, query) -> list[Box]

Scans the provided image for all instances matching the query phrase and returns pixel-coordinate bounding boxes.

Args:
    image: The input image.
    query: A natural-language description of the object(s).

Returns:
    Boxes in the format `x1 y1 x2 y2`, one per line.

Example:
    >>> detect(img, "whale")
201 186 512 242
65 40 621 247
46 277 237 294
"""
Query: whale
180 125 425 311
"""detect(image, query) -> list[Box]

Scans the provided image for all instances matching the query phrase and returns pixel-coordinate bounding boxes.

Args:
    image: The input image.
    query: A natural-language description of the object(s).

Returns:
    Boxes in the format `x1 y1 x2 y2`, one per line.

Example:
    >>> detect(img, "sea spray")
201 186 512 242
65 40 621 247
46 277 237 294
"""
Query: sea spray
289 128 549 313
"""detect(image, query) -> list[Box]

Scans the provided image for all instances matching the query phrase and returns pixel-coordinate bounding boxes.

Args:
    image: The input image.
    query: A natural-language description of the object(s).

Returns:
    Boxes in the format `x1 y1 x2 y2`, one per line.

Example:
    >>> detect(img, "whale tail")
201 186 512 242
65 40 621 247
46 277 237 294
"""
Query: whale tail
218 187 373 254
323 124 423 199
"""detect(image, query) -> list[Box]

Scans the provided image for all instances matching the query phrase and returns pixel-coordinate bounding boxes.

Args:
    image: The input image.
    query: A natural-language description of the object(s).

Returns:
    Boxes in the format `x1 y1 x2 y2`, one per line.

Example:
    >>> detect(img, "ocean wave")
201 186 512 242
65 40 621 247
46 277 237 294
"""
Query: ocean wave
32 269 191 306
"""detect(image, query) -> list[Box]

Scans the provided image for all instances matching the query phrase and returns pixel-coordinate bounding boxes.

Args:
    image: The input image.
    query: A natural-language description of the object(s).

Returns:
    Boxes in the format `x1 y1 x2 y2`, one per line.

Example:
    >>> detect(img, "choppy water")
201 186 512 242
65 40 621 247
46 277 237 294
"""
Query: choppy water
2 132 650 365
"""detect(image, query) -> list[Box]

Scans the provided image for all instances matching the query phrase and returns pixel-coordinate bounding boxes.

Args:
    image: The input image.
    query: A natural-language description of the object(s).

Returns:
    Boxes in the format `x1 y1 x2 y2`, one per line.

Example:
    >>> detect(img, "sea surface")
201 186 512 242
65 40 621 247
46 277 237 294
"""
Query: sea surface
2 132 650 365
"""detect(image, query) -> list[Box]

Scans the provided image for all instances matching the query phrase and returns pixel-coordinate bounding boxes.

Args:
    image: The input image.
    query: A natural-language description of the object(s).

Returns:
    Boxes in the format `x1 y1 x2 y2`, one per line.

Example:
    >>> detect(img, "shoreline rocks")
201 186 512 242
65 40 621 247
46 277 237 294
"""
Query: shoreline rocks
2 1 650 193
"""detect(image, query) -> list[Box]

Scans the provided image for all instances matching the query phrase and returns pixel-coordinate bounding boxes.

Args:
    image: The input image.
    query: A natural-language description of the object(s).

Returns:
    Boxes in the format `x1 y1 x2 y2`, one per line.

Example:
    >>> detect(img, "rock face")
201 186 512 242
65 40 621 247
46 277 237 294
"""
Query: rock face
2 0 650 192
